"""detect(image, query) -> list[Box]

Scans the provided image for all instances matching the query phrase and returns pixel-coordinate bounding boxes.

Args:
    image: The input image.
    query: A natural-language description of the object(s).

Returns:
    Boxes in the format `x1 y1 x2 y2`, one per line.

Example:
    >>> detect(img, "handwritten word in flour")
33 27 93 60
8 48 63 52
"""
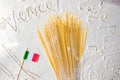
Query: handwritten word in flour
2 0 57 33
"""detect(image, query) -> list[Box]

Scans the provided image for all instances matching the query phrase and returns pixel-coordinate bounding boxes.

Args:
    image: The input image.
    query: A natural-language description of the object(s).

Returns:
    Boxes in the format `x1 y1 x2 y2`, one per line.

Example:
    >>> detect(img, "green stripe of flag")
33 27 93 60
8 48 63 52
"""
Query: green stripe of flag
23 50 29 60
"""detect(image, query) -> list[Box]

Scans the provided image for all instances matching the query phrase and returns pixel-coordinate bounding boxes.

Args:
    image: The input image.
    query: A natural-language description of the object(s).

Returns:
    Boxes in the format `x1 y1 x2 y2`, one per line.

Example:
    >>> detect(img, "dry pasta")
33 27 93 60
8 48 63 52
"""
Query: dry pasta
37 12 87 80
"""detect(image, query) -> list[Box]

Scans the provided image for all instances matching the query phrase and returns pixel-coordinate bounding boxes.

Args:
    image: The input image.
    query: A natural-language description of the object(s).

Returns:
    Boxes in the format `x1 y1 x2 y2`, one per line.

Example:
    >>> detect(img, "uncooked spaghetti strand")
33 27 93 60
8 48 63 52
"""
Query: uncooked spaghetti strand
79 28 87 59
82 28 87 54
60 12 70 78
37 28 59 78
55 18 68 77
69 15 75 78
67 16 74 78
43 26 61 79
76 18 81 58
37 29 55 69
46 22 61 77
53 17 66 77
74 17 82 68
70 15 76 79
66 12 73 77
49 16 65 79
54 15 67 77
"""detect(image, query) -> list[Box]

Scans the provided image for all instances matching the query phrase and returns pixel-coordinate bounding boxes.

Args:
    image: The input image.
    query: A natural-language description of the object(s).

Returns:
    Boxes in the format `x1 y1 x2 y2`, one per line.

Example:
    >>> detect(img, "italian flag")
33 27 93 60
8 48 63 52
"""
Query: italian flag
23 50 40 62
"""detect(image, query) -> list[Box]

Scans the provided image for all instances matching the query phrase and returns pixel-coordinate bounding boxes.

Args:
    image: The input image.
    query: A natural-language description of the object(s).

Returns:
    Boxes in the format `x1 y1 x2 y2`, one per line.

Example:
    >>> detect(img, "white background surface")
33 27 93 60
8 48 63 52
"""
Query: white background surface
0 0 120 80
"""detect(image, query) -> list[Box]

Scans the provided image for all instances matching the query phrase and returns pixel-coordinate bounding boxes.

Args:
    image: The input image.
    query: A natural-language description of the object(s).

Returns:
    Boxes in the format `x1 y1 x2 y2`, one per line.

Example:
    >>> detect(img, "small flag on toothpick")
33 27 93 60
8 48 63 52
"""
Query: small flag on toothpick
16 49 40 80
23 50 40 62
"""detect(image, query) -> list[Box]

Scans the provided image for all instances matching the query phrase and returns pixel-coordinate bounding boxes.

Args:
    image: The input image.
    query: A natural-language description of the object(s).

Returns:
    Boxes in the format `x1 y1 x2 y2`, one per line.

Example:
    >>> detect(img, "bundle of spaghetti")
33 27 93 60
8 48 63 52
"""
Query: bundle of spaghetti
37 12 87 80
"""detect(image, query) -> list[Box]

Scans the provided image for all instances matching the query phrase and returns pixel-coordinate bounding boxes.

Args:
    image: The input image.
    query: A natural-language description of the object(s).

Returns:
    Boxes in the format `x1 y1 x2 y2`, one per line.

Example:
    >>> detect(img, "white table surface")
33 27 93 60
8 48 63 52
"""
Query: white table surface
0 0 120 80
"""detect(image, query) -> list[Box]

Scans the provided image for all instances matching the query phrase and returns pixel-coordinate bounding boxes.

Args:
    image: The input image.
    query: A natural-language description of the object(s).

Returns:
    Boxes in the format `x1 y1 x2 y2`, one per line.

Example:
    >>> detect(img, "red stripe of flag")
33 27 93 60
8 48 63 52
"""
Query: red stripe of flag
32 53 40 62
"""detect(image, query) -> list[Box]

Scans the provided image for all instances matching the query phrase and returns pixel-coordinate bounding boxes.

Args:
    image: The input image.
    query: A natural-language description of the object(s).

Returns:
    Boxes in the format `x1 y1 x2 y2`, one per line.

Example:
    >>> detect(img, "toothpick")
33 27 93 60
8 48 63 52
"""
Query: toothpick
15 48 28 80
15 59 24 80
